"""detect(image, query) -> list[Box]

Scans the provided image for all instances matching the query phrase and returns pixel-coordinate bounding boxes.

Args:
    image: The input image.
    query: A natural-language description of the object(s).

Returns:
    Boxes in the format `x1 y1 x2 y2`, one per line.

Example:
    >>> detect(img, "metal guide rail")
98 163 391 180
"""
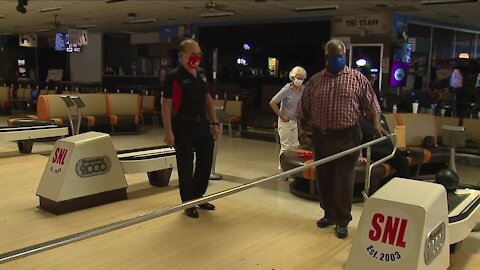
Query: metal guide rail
0 134 396 264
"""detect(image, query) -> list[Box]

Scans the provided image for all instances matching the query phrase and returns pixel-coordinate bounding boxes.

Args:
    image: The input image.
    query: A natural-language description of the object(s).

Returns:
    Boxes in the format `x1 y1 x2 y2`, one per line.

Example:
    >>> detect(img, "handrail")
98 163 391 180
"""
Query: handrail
362 141 398 200
0 133 395 264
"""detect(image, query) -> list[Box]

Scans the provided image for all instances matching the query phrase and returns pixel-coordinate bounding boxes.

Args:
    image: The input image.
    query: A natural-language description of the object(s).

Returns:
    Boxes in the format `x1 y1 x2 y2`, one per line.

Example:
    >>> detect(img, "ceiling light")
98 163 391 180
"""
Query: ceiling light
293 5 339 12
421 0 477 5
200 12 234 18
356 59 367 67
38 7 62 13
458 52 470 59
129 19 157 24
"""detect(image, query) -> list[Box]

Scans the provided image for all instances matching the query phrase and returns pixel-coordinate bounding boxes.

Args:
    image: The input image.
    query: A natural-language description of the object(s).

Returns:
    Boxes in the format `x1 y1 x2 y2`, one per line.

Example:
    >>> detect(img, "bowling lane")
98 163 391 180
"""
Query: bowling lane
0 154 181 254
1 153 479 269
2 195 354 270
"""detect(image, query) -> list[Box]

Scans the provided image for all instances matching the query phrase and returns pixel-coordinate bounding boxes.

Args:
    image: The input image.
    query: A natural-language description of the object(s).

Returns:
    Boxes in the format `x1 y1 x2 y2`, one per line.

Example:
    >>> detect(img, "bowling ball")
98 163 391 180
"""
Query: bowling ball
435 169 459 192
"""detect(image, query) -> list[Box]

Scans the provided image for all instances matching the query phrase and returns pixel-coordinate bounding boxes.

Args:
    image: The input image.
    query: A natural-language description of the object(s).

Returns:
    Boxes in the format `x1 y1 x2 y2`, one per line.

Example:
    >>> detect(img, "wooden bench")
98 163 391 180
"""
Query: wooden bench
31 94 141 134
140 95 159 125
457 118 480 156
387 113 451 177
107 93 141 133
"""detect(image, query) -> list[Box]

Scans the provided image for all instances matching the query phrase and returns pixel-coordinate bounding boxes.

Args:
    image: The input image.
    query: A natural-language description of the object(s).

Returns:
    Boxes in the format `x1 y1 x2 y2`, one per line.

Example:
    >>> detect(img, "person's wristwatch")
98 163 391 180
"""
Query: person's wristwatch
210 122 220 126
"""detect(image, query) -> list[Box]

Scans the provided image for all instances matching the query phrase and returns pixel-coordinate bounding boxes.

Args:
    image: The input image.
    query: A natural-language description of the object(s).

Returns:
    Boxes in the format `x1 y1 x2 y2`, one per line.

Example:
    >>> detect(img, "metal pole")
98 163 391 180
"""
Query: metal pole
76 107 82 135
363 146 372 195
362 144 398 200
210 122 223 180
0 134 395 264
60 95 75 135
450 147 457 173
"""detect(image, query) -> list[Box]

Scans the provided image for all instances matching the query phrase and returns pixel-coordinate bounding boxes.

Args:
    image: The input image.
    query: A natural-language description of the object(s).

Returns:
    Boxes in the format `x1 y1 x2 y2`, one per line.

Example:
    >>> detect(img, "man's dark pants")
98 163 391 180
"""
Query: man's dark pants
173 118 214 202
313 124 362 227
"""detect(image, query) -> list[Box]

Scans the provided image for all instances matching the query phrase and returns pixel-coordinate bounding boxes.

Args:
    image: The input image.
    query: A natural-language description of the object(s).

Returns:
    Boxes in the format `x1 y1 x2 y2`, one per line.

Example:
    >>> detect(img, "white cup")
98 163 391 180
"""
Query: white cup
441 108 446 117
412 102 419 114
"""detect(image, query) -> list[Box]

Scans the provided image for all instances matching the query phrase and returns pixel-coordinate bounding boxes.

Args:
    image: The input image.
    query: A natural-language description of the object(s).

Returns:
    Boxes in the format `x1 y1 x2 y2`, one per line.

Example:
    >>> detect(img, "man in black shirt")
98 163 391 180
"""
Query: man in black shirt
162 39 220 218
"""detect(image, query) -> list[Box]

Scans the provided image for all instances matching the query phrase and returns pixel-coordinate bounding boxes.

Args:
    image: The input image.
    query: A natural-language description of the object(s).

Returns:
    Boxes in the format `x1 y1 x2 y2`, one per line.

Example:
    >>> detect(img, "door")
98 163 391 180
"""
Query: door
349 44 384 94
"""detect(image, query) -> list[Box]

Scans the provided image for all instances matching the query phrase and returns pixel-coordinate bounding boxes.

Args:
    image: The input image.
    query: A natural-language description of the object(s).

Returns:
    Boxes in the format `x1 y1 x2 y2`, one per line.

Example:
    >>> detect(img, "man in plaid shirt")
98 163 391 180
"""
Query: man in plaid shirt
297 39 387 239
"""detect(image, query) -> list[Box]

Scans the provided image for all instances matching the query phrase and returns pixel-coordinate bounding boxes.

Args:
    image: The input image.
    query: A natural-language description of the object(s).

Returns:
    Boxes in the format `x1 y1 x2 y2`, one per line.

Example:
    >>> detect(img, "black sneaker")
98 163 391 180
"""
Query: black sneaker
316 217 334 228
185 207 199 218
335 225 348 239
198 203 215 210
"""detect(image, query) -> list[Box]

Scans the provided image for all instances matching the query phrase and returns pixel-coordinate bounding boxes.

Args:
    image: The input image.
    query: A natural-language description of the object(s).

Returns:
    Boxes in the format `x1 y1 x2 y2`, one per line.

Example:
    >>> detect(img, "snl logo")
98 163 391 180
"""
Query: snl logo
369 213 408 248
52 148 68 165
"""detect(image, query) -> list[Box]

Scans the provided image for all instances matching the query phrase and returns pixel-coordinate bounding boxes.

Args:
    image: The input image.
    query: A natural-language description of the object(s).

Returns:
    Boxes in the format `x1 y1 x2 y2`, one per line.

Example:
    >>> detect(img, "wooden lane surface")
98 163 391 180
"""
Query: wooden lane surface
2 195 354 270
0 154 179 254
5 193 478 270
1 155 479 269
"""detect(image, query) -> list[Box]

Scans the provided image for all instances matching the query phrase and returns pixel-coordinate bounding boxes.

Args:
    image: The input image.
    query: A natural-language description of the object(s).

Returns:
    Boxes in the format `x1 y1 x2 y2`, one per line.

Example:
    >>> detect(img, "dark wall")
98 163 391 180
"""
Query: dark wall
103 34 136 74
37 47 69 82
0 35 69 83
198 20 330 114
0 44 68 84
199 20 330 83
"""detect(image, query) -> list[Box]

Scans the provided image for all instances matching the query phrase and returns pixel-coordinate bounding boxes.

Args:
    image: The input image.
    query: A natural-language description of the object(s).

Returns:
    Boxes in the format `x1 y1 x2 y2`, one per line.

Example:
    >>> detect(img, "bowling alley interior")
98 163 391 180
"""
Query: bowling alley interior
0 1 479 269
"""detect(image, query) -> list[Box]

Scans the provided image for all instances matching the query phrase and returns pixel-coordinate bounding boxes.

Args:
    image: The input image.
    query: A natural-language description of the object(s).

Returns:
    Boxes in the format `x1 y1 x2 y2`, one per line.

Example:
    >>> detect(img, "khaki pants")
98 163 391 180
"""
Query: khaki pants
277 118 299 170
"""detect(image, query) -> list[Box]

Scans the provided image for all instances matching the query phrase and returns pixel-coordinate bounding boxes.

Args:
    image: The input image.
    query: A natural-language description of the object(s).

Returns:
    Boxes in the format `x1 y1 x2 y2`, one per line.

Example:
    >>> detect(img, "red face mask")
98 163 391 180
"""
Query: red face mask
188 55 202 68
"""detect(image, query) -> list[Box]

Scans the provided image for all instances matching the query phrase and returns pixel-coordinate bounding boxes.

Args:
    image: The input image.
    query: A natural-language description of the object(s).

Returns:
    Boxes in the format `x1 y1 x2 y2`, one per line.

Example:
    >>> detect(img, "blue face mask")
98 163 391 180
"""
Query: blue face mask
327 56 346 73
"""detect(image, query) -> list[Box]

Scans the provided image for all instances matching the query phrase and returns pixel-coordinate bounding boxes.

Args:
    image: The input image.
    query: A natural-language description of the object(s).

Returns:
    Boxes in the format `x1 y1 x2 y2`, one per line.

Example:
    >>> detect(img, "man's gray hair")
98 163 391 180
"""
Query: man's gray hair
324 39 346 55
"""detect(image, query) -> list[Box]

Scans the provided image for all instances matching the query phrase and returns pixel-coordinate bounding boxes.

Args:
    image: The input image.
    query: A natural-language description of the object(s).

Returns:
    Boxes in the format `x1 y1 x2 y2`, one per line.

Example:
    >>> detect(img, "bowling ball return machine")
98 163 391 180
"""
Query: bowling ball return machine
36 132 176 214
346 125 479 269
0 95 85 154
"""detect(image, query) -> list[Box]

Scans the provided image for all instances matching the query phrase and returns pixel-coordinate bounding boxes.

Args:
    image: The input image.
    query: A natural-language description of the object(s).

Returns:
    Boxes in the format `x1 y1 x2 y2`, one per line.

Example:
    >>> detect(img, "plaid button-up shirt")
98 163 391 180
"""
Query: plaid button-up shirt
297 66 380 130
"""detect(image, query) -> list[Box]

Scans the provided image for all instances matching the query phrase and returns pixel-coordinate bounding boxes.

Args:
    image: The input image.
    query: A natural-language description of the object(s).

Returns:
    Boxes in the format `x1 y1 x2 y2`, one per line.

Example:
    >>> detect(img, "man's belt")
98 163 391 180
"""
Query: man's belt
316 124 358 135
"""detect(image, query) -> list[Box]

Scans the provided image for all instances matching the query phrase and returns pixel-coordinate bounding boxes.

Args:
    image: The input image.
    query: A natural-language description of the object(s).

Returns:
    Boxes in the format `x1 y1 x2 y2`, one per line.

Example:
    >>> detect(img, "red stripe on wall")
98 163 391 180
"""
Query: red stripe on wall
172 80 182 115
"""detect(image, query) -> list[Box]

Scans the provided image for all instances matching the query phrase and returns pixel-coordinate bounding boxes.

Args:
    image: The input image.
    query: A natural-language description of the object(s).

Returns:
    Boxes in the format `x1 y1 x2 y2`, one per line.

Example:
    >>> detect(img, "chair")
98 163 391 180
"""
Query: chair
0 86 11 114
216 108 230 135
224 100 243 136
141 95 159 125
437 92 456 117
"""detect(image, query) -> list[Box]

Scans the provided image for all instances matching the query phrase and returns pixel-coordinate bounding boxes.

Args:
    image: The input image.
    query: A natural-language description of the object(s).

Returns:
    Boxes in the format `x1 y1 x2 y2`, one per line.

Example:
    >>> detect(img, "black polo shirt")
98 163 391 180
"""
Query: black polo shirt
163 66 210 117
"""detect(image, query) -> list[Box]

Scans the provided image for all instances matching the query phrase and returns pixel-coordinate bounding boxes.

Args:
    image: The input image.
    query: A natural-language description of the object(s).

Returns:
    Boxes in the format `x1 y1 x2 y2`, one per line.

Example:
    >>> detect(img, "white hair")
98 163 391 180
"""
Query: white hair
324 39 346 55
289 66 307 81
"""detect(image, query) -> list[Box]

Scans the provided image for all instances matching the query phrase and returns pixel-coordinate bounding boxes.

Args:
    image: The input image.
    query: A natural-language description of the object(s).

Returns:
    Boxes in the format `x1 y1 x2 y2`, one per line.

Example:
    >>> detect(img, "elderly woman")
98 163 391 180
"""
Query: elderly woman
270 66 307 171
